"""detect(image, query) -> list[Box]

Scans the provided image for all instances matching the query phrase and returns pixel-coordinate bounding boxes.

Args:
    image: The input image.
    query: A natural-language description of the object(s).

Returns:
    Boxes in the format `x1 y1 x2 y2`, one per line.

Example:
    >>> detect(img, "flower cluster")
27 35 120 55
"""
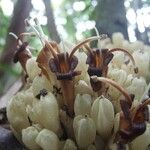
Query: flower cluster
7 20 150 150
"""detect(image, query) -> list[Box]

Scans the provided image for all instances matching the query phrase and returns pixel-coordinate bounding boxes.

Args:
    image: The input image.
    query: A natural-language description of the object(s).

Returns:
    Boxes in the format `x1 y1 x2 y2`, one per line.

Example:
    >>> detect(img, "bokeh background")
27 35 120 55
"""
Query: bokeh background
0 0 150 96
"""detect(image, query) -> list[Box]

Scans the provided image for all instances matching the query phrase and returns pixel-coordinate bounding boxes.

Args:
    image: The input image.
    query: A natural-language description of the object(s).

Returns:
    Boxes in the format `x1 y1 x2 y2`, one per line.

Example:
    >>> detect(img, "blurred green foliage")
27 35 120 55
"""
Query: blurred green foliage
0 8 10 52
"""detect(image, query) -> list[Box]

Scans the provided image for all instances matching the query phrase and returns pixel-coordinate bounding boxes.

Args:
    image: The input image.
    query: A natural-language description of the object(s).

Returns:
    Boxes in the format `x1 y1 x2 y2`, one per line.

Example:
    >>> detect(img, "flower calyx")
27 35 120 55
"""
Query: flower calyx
115 97 150 146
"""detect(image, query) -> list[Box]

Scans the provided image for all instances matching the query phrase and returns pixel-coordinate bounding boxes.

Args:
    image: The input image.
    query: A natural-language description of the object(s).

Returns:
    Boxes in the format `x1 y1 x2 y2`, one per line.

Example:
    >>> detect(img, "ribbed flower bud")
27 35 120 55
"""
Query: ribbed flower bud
32 75 52 97
63 139 77 150
127 76 147 100
87 145 96 150
73 115 96 149
26 57 41 81
74 94 92 116
75 80 93 95
108 69 127 101
132 50 150 81
22 126 41 150
131 124 150 150
36 129 59 150
91 96 114 139
27 92 60 133
7 91 35 136
107 138 129 150
148 105 150 123
112 32 124 47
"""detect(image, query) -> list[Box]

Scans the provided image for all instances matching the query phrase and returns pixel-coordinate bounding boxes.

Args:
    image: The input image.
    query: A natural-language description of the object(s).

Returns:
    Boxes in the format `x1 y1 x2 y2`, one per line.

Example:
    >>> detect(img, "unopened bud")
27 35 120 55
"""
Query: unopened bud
26 57 41 81
63 139 77 150
36 129 59 150
32 75 52 97
73 115 96 149
22 126 40 150
74 94 92 116
91 96 114 139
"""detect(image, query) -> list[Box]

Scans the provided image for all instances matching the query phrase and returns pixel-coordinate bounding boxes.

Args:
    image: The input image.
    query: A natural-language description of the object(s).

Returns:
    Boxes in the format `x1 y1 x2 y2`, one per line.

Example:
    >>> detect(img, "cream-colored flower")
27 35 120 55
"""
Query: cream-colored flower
7 91 35 136
126 76 147 100
22 126 41 150
36 129 59 150
26 57 41 81
91 96 114 139
112 32 124 47
27 92 60 133
131 124 150 150
75 80 93 95
73 115 96 149
62 139 77 150
74 94 92 116
32 74 52 97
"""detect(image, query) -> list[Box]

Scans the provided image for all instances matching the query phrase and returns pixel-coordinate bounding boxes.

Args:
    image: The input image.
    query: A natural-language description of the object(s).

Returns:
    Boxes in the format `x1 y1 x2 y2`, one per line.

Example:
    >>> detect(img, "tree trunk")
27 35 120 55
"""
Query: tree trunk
0 0 32 67
43 0 60 43
0 0 32 95
95 0 128 39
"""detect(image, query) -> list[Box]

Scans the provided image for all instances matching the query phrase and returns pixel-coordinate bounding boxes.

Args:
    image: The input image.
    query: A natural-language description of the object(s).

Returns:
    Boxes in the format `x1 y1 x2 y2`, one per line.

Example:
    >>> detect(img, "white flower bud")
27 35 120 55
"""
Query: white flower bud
26 57 41 81
113 113 120 135
108 68 127 85
124 74 134 87
148 105 150 123
112 32 124 47
75 52 88 82
91 96 114 139
126 77 147 100
107 138 129 150
122 40 133 53
32 75 52 97
73 115 96 149
27 92 60 133
87 145 96 150
108 69 127 103
132 50 150 80
36 129 59 150
7 92 32 136
74 94 92 116
75 80 93 95
111 52 125 68
130 41 144 52
131 124 150 150
22 126 41 150
63 139 77 150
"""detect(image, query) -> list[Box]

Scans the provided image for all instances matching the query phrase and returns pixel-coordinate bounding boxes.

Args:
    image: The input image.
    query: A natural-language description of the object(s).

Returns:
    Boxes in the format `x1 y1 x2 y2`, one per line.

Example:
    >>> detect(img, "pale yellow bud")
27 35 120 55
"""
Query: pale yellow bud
112 32 124 47
131 124 150 150
107 138 129 150
63 139 77 150
132 50 150 81
91 96 114 139
22 126 41 150
87 145 96 150
111 52 125 68
7 92 33 136
122 40 133 53
26 57 41 81
148 105 150 123
36 129 59 150
127 76 147 100
130 41 144 52
27 92 60 133
113 113 120 135
73 115 96 149
32 75 52 97
75 80 93 95
74 94 92 116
